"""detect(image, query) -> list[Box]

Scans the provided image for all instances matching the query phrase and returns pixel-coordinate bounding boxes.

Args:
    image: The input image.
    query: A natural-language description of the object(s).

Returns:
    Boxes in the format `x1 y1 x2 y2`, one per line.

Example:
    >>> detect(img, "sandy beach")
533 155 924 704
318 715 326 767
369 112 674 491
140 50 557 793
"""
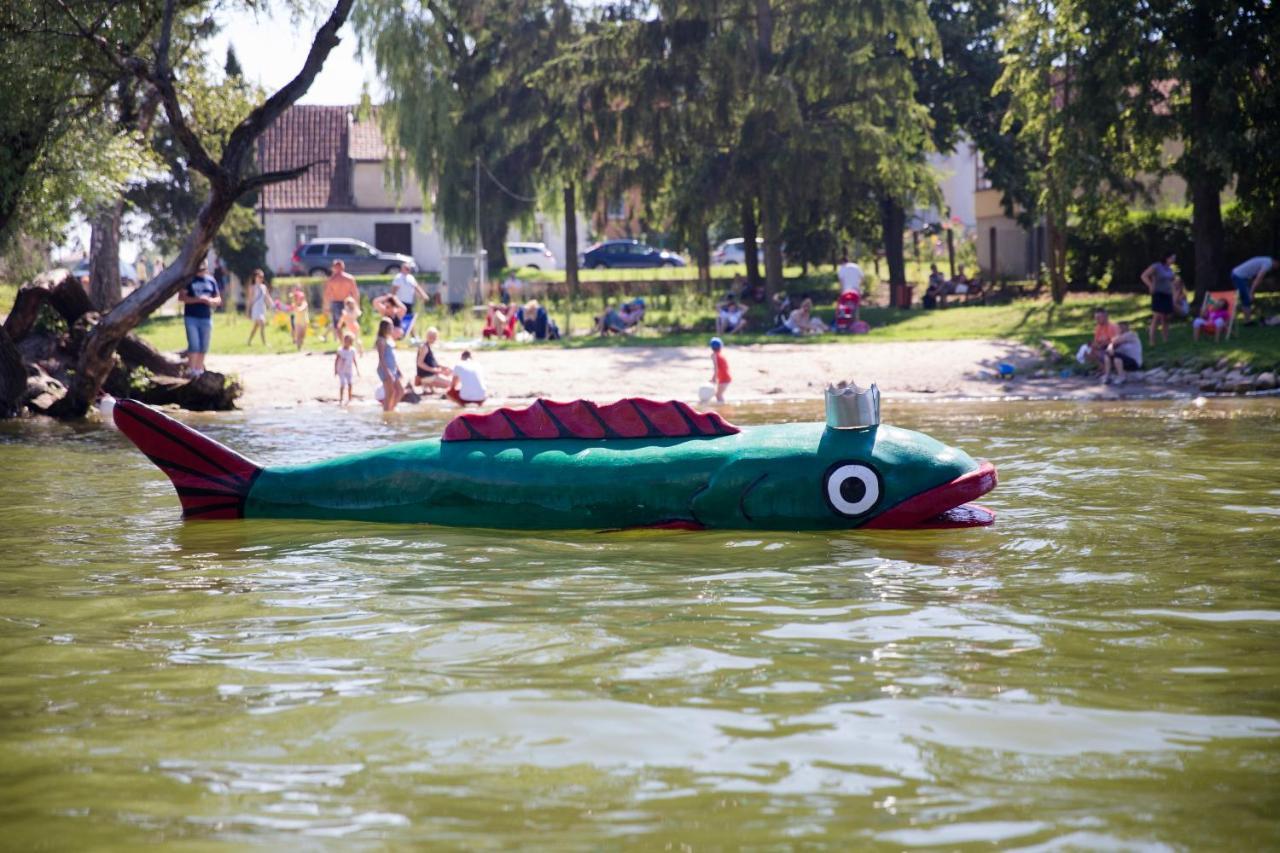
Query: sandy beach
209 338 1156 411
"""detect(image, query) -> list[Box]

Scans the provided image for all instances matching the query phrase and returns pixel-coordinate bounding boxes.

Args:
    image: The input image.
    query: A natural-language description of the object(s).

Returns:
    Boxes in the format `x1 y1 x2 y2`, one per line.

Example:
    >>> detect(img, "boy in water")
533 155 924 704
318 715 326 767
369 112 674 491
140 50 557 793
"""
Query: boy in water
709 337 731 403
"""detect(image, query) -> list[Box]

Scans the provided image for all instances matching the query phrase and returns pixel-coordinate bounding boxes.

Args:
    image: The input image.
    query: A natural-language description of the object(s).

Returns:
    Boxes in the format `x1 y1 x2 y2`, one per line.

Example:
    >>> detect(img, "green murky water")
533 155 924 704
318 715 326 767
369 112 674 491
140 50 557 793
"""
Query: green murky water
1 398 1278 849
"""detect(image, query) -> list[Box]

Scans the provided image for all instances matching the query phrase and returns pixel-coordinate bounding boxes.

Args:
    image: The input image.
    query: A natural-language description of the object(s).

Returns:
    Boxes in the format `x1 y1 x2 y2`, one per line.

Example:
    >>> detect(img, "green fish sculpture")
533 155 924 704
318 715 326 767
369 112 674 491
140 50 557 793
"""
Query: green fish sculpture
111 383 996 531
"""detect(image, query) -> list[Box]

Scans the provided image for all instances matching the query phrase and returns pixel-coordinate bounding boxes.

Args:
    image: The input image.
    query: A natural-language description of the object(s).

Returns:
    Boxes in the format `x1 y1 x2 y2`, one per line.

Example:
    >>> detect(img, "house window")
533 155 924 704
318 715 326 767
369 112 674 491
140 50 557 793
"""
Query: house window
607 195 625 220
975 151 993 192
295 224 318 246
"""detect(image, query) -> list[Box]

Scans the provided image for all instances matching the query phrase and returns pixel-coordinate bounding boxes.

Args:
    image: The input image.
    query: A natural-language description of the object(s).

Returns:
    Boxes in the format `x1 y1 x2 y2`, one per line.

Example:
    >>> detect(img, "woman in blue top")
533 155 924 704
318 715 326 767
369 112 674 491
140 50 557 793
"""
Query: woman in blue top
1141 251 1176 347
375 318 404 412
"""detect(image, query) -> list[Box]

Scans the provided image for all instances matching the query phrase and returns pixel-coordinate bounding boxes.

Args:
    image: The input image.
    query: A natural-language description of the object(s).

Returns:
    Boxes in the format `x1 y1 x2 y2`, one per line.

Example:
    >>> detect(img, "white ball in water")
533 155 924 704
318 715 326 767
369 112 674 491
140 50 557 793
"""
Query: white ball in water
697 384 715 403
374 385 386 402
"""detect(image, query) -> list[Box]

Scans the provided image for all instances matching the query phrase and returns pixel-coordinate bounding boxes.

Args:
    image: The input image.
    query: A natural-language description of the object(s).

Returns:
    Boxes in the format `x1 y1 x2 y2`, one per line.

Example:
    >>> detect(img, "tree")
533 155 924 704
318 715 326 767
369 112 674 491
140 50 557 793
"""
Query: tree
996 0 1157 302
0 0 157 256
1 0 356 419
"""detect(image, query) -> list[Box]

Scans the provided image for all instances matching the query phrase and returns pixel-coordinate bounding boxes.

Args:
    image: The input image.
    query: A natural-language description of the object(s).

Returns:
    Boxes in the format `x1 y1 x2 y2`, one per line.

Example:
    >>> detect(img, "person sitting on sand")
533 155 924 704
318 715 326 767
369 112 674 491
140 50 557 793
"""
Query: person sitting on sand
414 327 452 394
1101 321 1142 385
1193 298 1231 342
447 350 487 406
716 296 748 334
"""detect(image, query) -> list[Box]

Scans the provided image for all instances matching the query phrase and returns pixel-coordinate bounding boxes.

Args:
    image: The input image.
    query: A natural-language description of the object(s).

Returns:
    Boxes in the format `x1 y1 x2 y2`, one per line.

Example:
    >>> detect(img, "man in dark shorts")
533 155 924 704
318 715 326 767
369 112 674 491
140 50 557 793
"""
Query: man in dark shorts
1101 321 1143 385
323 260 358 340
177 260 222 377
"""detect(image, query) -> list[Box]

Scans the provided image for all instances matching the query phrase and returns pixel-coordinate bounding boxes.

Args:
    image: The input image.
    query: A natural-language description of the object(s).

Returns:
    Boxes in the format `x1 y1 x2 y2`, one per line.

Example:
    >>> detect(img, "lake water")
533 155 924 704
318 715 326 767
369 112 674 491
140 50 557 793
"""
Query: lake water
1 398 1278 848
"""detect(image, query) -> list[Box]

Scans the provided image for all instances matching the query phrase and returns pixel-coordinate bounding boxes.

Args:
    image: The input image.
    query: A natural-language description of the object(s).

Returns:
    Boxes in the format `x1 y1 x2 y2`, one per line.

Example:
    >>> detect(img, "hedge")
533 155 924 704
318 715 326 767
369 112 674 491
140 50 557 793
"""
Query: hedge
1067 205 1279 293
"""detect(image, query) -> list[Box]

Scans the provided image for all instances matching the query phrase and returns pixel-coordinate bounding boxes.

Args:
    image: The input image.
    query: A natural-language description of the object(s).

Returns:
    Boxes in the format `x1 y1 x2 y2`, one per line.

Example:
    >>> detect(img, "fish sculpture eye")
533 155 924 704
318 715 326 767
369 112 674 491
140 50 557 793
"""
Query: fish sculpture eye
823 462 882 517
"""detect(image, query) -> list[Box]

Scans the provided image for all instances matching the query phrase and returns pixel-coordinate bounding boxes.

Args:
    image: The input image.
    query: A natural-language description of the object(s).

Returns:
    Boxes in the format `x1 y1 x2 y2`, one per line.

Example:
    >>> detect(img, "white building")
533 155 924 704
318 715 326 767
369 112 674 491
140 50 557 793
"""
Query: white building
257 105 589 275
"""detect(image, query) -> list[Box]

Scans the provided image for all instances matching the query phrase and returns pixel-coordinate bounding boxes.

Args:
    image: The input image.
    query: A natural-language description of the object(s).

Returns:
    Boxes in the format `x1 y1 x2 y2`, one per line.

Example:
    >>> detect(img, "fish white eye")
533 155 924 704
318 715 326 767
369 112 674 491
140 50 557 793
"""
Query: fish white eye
824 463 881 517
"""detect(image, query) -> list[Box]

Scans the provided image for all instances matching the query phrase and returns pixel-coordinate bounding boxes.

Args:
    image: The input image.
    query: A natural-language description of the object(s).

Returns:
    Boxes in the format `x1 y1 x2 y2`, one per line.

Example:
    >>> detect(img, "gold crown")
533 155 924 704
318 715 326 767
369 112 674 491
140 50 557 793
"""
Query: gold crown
825 381 880 430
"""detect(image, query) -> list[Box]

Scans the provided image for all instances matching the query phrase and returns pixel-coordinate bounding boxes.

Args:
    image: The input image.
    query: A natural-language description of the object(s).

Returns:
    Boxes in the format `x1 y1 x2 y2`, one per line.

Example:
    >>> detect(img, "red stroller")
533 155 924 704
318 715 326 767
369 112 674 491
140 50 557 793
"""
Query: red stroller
834 290 861 333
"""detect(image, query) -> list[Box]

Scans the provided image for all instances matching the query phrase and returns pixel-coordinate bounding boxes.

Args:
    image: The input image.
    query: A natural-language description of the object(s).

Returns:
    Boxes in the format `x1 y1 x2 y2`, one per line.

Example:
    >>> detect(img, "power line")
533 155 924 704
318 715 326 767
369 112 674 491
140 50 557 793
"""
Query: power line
478 157 539 203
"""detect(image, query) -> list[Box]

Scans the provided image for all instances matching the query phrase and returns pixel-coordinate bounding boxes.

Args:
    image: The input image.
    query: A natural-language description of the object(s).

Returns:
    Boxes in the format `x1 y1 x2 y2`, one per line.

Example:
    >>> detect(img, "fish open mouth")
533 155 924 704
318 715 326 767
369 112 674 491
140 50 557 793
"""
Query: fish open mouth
863 460 997 530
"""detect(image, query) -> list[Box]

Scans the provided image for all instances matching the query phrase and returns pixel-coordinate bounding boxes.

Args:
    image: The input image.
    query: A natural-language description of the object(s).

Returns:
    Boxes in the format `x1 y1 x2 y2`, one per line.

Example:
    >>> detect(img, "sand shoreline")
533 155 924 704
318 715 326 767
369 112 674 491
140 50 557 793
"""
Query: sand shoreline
203 339 1202 412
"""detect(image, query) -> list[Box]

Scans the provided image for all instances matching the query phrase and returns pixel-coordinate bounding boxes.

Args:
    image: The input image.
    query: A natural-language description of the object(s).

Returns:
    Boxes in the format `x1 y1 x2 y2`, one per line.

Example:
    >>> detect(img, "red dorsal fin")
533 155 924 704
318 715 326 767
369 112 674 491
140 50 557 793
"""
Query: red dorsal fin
442 398 739 442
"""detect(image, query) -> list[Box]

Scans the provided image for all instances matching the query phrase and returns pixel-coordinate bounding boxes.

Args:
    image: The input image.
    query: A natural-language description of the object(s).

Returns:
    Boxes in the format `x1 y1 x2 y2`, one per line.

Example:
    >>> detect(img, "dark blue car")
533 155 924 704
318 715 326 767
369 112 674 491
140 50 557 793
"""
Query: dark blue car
580 240 686 269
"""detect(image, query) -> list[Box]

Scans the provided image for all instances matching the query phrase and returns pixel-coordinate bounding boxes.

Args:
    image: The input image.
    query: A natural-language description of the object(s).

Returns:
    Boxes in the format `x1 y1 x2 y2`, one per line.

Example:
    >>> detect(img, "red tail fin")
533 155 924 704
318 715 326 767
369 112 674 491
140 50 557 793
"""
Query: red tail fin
112 399 261 519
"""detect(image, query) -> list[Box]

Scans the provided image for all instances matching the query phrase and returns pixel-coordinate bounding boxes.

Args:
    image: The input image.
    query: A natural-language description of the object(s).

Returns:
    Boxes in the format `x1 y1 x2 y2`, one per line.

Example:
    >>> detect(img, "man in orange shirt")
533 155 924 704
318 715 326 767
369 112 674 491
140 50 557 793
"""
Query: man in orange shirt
323 260 359 341
1089 308 1120 369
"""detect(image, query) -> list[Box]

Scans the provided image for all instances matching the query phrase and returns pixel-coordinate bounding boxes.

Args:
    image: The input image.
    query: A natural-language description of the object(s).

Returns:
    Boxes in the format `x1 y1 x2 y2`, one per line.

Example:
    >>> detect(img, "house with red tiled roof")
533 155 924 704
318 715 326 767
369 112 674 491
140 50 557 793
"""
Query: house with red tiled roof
259 105 595 279
257 105 455 275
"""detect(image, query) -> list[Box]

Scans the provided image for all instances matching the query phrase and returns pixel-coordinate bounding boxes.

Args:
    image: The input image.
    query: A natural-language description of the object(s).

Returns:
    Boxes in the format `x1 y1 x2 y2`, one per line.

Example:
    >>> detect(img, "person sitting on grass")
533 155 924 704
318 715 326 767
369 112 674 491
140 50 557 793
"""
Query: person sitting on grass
1087 308 1120 370
716 296 748 334
517 300 560 340
785 298 827 335
1100 321 1142 385
1193 298 1231 342
483 302 517 339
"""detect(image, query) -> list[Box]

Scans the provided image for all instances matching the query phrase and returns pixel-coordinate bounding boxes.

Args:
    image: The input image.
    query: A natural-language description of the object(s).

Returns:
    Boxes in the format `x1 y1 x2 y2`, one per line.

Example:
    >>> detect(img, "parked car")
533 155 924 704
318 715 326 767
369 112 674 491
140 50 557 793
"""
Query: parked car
712 237 765 265
290 238 417 276
506 241 558 270
579 240 686 269
71 259 140 284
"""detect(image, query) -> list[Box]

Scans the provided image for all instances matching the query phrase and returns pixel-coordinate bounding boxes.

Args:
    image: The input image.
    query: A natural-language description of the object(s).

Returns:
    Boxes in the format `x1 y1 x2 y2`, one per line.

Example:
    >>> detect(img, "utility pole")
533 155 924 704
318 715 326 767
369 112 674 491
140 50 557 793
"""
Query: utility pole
475 156 483 304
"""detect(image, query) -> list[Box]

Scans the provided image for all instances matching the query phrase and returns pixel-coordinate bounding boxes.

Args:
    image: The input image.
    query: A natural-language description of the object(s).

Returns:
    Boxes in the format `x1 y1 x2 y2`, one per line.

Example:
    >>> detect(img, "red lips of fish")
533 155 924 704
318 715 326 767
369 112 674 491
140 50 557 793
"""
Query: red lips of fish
863 460 998 530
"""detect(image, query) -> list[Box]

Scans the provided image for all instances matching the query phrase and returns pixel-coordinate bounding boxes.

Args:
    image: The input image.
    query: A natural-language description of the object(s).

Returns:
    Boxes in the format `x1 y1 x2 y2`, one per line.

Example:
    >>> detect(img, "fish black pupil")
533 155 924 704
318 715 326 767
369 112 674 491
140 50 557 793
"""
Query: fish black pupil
839 476 866 505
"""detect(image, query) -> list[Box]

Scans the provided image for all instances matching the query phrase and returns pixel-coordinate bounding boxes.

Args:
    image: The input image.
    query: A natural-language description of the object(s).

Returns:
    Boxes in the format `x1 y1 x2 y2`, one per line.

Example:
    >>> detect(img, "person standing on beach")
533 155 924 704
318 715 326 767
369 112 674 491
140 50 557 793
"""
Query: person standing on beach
1230 256 1277 324
709 337 731 403
375 318 404 412
334 332 360 406
1141 251 1176 346
391 263 431 340
245 269 271 346
323 260 359 341
178 260 221 377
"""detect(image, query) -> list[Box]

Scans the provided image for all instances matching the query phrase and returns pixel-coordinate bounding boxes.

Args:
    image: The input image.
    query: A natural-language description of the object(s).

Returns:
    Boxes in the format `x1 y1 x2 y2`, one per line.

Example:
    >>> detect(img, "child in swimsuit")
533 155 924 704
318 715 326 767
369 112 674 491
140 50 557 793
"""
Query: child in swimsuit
339 296 363 355
288 288 309 351
375 317 404 412
334 332 359 406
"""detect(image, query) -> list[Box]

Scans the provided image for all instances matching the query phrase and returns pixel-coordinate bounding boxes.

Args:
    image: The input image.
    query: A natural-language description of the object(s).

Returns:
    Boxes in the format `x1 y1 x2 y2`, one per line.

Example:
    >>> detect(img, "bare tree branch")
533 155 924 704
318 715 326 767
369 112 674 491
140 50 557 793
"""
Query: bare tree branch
239 160 326 195
220 0 355 178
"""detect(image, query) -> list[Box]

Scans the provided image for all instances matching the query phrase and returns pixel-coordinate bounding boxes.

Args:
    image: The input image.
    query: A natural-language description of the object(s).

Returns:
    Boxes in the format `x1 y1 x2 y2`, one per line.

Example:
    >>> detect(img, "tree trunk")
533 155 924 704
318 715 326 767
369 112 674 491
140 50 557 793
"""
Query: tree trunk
696 226 711 294
742 198 761 292
1190 178 1225 307
1045 210 1068 304
760 191 783 296
0 324 27 418
880 195 906 300
50 191 238 418
89 200 125 310
563 181 578 336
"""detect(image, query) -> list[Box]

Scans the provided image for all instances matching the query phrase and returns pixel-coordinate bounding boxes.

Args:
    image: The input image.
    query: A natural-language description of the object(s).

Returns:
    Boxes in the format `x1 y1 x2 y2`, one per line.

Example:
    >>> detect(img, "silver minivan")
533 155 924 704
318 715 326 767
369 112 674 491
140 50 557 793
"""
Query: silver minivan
291 238 417 276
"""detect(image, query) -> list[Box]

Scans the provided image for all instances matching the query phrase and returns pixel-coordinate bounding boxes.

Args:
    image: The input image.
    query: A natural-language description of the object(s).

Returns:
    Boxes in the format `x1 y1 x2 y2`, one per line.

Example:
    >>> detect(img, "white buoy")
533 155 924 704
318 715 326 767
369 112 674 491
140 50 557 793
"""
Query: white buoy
697 384 715 403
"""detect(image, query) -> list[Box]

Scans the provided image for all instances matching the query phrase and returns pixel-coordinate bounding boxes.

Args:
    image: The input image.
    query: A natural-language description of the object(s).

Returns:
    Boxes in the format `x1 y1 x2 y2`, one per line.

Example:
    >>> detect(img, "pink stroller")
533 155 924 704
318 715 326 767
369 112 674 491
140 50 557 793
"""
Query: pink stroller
834 290 862 333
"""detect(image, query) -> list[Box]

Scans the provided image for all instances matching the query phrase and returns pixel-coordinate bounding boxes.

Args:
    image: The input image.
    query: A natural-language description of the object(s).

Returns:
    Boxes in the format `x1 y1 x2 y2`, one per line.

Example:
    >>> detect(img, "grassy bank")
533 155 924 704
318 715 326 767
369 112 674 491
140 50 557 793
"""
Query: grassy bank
4 278 1278 371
